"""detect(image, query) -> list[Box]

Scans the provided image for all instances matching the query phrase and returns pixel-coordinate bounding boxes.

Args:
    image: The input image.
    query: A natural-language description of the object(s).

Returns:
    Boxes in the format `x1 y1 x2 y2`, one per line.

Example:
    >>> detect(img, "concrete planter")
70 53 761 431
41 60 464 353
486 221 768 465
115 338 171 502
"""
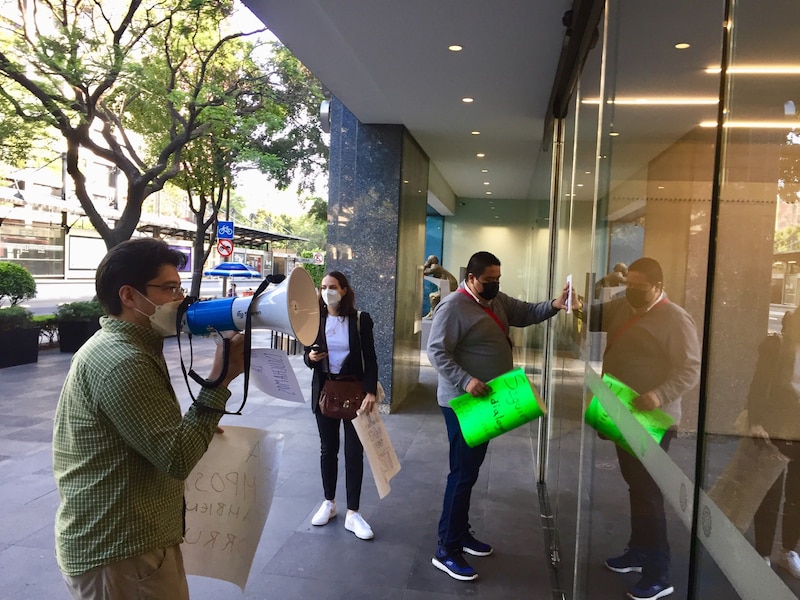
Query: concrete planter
58 319 101 353
0 327 41 367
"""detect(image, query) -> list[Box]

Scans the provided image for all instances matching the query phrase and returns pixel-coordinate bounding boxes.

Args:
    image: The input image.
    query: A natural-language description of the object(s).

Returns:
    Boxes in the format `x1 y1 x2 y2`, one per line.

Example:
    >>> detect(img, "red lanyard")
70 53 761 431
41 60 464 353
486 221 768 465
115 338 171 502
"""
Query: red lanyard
607 297 669 350
458 287 511 345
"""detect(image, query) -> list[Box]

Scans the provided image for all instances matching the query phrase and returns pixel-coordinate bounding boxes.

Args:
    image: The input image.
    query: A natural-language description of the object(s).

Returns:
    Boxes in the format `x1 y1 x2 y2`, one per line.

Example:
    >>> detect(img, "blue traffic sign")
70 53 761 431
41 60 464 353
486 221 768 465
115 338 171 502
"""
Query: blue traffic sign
217 221 234 239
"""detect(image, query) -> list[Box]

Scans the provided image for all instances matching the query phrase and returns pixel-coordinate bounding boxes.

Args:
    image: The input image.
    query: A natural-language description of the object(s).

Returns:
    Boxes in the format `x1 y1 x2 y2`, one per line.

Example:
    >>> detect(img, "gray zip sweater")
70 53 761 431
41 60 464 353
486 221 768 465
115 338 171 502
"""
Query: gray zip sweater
590 293 701 424
427 283 559 407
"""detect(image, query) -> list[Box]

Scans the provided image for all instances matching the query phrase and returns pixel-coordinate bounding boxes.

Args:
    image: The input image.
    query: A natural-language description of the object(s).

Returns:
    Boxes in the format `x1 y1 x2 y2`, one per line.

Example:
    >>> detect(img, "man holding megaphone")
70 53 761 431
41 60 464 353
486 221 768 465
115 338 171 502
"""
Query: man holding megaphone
53 238 246 600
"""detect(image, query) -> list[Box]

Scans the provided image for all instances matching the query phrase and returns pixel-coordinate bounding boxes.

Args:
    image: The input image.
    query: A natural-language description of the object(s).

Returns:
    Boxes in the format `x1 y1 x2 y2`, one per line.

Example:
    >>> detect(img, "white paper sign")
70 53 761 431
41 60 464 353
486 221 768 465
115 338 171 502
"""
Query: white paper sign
250 348 305 402
182 427 284 590
352 410 401 499
566 274 573 314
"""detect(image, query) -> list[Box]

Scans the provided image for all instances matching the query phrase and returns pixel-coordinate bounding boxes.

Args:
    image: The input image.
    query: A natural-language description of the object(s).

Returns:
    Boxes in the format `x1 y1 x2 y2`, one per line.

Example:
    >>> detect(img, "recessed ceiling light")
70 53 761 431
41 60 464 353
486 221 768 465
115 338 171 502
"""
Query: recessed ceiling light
462 97 474 103
486 191 493 195
658 186 665 189
476 153 485 158
481 169 488 173
448 45 463 52
674 42 690 49
609 131 620 136
471 131 481 135
585 171 591 174
483 181 490 185
577 184 584 187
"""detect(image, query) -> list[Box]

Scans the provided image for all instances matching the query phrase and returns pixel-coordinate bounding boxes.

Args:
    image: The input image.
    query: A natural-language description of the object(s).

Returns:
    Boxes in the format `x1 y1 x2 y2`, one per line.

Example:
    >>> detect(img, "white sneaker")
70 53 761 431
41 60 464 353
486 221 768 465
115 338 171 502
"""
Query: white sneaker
777 550 800 579
311 500 336 526
344 511 374 540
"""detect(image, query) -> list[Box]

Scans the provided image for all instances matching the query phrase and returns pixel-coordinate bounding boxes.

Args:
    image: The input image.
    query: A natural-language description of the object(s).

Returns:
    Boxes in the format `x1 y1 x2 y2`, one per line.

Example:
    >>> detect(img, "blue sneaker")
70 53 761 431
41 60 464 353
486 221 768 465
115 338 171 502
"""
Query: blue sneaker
462 532 493 556
605 547 645 573
627 579 674 600
432 547 478 581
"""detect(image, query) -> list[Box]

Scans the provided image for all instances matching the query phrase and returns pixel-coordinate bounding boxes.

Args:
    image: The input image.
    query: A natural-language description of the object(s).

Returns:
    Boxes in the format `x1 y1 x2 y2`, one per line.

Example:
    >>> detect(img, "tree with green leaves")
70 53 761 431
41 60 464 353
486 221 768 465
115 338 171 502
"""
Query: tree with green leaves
158 39 326 295
0 0 326 252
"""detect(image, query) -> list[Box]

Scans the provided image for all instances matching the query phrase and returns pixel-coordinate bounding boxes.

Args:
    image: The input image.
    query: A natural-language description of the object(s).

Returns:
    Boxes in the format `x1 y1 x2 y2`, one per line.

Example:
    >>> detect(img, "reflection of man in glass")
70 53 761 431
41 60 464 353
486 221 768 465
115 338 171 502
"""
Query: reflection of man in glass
590 257 701 600
749 309 800 577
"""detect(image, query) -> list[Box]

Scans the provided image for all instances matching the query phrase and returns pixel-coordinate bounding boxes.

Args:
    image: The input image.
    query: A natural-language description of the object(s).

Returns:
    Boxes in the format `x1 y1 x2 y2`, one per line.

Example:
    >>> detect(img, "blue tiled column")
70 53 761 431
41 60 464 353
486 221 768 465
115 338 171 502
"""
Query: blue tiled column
327 98 427 410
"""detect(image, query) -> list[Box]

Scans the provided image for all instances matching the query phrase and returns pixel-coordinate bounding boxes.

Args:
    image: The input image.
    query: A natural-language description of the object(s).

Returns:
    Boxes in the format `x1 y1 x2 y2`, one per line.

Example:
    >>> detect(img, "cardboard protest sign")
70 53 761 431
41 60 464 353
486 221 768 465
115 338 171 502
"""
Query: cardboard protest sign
584 373 673 455
449 367 546 448
182 427 284 590
352 409 401 499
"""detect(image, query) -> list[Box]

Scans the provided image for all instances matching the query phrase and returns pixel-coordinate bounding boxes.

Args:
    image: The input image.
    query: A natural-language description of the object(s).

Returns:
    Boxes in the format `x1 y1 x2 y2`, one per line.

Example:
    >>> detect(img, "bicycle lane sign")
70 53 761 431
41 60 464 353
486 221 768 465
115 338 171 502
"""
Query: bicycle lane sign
217 221 234 239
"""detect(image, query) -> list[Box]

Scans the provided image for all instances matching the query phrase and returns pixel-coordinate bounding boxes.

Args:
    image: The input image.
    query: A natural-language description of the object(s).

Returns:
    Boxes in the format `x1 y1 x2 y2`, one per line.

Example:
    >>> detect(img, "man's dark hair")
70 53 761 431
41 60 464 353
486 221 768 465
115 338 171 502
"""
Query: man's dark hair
320 270 357 316
465 251 501 279
96 238 187 315
628 257 663 286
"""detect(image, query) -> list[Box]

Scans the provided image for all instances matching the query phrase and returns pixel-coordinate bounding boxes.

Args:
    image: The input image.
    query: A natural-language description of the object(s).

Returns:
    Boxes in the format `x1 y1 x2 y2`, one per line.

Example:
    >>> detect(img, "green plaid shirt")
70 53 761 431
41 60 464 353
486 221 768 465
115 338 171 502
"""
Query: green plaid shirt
53 317 230 576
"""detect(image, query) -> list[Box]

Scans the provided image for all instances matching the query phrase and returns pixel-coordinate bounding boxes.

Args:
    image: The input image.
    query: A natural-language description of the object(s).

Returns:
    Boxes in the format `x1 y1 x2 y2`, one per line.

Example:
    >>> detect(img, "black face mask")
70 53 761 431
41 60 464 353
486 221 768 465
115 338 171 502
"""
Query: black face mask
625 288 651 309
478 281 500 301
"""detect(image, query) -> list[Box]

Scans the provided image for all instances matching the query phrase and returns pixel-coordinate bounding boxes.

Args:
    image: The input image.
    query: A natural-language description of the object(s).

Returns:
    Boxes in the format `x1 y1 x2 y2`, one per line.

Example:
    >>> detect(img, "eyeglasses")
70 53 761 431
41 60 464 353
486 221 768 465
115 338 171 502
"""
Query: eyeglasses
145 284 186 299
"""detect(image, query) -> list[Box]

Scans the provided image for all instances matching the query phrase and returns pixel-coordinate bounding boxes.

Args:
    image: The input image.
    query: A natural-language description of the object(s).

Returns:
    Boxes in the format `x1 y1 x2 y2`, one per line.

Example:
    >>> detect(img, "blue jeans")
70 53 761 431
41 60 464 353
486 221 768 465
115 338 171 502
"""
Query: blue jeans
437 406 489 550
616 429 675 582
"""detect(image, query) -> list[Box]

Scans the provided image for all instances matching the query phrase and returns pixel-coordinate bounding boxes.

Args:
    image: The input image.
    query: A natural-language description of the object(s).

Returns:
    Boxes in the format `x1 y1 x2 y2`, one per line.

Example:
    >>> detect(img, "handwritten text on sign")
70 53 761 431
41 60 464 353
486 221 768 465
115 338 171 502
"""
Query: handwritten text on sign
250 348 305 403
181 427 284 590
352 409 401 499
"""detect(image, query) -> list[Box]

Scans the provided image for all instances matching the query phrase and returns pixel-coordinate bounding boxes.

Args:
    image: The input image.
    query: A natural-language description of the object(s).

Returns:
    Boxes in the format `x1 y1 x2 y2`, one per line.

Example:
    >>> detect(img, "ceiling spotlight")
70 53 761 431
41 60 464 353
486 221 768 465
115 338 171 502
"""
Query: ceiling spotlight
609 131 620 136
448 45 463 52
462 97 474 103
483 181 490 185
674 42 690 49
471 131 481 135
476 153 485 158
481 169 489 173
486 191 492 195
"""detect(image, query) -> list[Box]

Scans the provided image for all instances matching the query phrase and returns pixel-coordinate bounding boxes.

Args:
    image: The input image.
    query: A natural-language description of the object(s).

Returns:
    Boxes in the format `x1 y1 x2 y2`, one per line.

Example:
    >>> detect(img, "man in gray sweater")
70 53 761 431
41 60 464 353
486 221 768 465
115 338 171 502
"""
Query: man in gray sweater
427 251 573 581
593 257 701 600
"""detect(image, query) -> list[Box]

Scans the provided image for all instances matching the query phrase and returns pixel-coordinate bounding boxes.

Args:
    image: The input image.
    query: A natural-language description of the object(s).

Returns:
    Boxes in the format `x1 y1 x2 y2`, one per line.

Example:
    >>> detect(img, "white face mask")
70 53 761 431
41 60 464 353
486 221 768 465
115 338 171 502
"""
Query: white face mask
135 292 182 337
321 288 342 308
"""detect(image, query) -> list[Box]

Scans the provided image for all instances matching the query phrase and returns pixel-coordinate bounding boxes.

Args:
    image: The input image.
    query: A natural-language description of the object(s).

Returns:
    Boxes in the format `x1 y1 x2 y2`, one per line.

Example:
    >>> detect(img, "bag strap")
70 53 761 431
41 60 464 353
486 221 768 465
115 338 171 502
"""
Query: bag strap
606 296 669 350
457 287 511 347
357 310 364 372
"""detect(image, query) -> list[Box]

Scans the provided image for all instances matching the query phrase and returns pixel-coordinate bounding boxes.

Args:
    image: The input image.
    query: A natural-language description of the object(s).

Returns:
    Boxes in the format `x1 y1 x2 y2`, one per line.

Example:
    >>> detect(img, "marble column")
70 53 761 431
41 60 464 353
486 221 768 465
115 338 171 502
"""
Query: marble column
327 98 428 411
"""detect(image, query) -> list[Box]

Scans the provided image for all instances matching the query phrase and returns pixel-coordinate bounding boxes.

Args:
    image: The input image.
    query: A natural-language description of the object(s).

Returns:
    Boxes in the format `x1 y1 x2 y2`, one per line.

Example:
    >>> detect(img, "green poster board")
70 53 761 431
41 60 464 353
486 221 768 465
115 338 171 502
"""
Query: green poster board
584 373 674 455
450 367 546 448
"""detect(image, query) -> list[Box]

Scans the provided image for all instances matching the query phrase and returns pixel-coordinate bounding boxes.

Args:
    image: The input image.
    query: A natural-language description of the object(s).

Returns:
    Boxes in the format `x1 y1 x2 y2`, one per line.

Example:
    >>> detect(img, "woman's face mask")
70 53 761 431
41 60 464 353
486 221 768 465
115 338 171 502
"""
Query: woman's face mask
321 288 342 308
135 292 182 337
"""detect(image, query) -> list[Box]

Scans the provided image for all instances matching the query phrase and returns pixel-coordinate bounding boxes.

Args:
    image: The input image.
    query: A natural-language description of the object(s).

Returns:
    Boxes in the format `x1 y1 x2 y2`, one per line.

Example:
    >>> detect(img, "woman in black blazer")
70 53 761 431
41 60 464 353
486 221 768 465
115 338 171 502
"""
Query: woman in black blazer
303 271 378 540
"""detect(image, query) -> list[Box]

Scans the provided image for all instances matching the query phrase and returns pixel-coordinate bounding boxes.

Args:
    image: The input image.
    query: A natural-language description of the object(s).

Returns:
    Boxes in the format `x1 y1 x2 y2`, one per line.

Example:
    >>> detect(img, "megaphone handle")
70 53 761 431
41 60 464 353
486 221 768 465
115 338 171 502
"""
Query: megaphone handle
188 337 230 388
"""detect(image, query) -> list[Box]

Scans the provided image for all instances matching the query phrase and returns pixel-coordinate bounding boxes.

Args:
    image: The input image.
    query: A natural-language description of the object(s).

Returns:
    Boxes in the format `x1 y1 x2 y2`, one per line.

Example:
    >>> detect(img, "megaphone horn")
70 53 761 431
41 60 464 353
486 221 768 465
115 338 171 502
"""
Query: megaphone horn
184 267 320 346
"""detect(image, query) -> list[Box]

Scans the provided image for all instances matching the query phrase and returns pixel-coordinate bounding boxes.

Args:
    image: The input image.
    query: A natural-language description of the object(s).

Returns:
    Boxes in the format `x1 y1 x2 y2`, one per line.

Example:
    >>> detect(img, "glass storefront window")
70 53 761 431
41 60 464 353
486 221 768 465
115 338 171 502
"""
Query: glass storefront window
0 222 64 276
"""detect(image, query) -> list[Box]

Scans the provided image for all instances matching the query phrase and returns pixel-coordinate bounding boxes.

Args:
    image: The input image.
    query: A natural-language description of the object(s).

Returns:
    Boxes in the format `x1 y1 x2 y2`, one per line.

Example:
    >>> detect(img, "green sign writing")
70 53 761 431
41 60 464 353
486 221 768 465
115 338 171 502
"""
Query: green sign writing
584 373 674 455
450 367 546 448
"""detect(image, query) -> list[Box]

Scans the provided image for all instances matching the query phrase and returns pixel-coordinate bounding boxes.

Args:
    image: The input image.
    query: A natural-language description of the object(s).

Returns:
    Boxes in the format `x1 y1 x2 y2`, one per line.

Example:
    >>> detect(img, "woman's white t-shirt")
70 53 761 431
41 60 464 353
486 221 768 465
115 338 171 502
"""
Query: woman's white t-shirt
325 316 350 374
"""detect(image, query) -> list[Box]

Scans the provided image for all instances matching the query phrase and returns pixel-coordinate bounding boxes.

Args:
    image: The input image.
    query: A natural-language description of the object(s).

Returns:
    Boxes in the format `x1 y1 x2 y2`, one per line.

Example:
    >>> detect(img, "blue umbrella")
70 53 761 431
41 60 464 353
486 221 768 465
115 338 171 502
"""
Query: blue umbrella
203 262 262 278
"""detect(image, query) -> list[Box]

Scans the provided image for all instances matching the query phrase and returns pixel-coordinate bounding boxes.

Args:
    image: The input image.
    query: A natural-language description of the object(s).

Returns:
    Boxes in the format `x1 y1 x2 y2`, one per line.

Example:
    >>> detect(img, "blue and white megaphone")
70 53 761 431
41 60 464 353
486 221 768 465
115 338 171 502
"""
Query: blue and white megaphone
182 267 320 346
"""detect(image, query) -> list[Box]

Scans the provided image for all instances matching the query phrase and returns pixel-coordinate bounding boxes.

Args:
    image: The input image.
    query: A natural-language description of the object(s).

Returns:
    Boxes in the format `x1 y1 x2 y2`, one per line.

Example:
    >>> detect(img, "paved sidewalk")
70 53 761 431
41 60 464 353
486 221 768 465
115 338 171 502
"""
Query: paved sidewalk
0 336 551 599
